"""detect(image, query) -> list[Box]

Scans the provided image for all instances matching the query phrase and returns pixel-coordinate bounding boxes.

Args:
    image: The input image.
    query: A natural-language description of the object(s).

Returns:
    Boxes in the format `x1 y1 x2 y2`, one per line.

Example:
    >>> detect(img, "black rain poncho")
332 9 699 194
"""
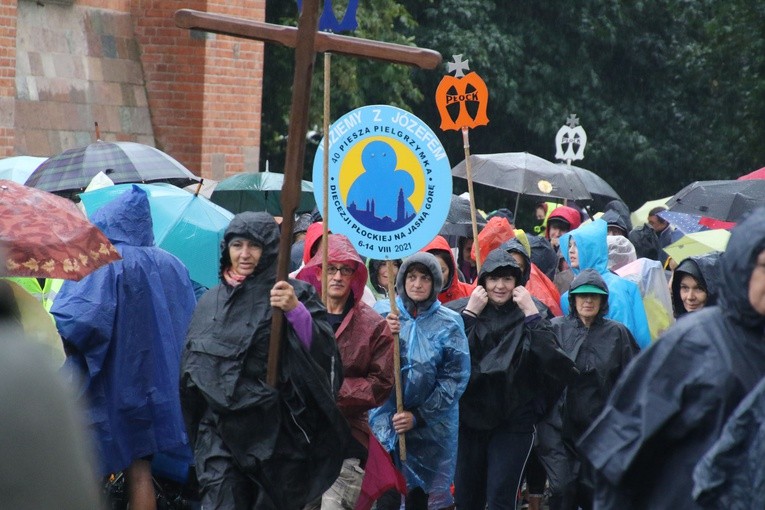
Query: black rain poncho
447 249 577 432
577 207 765 510
180 212 349 509
537 269 638 507
693 375 765 509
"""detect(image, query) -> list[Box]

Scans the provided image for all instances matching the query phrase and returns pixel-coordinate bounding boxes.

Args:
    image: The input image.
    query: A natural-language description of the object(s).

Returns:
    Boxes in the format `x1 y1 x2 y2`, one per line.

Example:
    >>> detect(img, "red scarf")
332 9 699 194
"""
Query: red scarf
224 268 247 287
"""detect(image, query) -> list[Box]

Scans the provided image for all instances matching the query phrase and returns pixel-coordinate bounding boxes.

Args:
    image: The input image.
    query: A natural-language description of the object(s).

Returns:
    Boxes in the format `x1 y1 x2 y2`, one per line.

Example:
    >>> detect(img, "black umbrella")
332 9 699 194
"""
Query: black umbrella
452 152 592 201
667 179 765 223
25 141 199 200
559 163 622 203
439 194 487 236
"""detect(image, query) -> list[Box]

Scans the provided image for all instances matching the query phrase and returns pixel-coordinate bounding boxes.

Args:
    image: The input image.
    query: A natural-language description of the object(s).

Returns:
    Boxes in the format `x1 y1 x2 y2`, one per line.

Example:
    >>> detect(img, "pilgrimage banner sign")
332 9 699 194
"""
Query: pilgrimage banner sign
313 105 452 259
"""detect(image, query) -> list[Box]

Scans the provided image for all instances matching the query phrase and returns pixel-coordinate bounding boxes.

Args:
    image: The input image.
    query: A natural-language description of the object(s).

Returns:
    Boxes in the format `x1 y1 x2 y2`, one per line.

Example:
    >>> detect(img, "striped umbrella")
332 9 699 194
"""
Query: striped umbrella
25 141 198 200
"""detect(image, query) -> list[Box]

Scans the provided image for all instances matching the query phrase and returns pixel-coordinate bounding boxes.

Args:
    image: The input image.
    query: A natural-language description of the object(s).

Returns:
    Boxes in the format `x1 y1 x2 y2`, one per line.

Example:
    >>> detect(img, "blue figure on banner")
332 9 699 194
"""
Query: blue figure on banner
346 140 417 232
296 0 359 32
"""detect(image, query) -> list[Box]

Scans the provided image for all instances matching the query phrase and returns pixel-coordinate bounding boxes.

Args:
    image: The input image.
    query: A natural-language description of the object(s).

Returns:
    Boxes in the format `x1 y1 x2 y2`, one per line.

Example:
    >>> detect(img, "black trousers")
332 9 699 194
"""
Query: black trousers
376 486 428 510
454 425 535 510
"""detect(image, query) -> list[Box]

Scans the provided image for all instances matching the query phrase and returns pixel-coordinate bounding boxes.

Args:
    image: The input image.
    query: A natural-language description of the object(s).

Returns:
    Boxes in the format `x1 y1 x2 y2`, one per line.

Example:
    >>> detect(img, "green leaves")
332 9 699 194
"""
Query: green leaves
261 0 765 210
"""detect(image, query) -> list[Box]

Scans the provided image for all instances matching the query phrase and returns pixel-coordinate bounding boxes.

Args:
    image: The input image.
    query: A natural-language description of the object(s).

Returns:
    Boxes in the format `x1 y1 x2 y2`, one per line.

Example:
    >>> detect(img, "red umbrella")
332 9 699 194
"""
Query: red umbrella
737 167 765 180
1 180 120 280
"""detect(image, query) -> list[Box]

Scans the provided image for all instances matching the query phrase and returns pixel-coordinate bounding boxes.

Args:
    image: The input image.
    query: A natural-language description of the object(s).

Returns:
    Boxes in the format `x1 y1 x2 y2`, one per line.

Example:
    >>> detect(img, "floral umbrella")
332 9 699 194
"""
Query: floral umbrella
1 180 120 280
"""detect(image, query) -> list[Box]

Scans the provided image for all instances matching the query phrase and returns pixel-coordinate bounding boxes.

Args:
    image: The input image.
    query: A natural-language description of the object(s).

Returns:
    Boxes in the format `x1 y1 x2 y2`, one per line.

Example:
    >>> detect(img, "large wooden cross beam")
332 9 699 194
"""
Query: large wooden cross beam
176 4 442 386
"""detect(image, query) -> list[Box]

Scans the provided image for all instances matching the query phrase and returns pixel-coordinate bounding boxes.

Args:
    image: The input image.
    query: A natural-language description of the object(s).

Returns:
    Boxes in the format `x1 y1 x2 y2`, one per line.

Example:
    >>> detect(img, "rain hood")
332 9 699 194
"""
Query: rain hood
560 219 651 348
52 185 197 476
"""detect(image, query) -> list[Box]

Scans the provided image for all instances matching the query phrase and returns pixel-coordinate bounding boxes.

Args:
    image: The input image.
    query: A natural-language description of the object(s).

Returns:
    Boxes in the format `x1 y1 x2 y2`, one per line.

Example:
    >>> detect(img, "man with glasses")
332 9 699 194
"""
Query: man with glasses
297 234 395 509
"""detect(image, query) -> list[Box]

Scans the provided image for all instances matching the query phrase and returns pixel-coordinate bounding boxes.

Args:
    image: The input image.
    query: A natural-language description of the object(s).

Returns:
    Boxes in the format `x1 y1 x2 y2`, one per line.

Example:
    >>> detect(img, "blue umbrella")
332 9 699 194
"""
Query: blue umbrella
80 183 233 288
657 210 708 235
0 156 48 183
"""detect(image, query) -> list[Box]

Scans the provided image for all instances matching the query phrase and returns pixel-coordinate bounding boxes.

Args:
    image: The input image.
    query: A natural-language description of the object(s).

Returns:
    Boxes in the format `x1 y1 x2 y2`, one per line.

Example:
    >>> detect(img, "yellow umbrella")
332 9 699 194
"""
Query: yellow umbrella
664 230 731 262
630 197 672 227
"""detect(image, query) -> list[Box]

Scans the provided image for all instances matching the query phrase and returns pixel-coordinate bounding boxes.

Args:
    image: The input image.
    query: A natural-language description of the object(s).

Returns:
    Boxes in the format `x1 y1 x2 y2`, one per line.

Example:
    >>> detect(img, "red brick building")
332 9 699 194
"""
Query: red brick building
1 0 266 179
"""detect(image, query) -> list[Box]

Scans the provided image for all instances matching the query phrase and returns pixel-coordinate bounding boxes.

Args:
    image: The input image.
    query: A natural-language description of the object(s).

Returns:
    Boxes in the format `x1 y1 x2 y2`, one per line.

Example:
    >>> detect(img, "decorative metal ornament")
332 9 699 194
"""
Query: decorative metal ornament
555 114 587 162
435 55 489 131
296 0 359 32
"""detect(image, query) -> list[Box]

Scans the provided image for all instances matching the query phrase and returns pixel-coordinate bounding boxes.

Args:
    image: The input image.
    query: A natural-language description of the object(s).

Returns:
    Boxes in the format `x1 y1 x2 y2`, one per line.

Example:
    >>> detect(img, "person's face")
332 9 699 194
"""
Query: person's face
536 206 546 221
607 225 626 237
229 238 263 277
485 273 516 306
748 250 765 315
548 224 568 249
405 269 433 303
575 294 602 322
462 239 474 263
462 239 475 264
568 238 579 269
648 215 666 233
435 255 450 289
509 252 527 275
679 274 708 312
326 262 355 301
377 264 397 290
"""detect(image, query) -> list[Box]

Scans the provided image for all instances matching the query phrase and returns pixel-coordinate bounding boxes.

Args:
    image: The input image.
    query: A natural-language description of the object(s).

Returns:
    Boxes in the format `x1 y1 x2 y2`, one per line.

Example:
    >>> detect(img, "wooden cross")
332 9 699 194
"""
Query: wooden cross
175 3 442 386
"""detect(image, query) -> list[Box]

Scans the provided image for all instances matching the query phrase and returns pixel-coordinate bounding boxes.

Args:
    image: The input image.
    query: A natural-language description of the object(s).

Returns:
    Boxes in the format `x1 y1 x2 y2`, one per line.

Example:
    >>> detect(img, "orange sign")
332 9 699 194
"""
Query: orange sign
435 55 489 131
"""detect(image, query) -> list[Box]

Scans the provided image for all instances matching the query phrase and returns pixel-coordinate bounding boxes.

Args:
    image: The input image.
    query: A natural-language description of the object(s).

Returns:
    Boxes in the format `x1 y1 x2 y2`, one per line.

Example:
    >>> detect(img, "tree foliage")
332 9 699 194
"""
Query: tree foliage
261 0 765 211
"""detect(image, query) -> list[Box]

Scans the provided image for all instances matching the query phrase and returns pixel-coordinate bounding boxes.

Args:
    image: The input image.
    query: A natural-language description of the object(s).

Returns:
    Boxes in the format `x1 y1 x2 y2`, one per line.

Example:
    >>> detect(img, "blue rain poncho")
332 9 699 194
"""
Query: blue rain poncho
370 253 470 504
51 186 197 476
559 219 652 348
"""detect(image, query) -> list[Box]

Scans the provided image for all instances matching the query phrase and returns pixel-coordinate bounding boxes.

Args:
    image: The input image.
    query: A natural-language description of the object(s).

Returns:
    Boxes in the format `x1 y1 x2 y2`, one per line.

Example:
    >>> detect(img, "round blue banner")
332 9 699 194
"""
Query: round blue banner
313 105 452 259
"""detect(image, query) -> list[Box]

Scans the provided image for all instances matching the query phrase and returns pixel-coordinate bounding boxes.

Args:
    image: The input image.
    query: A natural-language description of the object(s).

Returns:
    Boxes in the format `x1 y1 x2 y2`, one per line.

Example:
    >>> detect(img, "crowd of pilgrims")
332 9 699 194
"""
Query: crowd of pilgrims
4 187 765 510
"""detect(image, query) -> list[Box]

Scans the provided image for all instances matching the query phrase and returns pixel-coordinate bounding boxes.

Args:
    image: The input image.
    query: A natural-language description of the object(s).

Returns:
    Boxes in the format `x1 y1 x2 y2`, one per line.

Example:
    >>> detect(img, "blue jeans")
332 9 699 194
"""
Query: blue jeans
454 425 535 510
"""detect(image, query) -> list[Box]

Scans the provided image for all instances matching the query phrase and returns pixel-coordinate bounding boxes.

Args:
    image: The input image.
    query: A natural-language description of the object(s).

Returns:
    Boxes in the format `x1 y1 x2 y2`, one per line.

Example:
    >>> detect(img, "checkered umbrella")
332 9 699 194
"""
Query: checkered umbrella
25 141 199 200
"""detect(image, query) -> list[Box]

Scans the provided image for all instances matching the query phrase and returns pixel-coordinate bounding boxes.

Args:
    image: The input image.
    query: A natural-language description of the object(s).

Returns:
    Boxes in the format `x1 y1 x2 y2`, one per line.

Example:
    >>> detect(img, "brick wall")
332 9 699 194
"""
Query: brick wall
0 1 16 157
14 1 154 156
3 0 265 176
134 1 265 179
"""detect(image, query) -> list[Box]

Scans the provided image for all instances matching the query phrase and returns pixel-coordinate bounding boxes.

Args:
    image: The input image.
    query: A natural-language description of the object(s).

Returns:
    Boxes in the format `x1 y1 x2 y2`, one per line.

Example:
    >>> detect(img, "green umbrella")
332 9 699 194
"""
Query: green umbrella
630 197 672 228
664 229 730 262
210 171 316 216
80 183 233 288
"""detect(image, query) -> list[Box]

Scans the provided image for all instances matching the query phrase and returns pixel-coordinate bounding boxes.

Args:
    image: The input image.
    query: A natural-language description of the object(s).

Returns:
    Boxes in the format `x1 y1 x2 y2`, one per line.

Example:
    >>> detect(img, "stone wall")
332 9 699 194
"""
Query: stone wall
6 0 265 178
15 1 153 156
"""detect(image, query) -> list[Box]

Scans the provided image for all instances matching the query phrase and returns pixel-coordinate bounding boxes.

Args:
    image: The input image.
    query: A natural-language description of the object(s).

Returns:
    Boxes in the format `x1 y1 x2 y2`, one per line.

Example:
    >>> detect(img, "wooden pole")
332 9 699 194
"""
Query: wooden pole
321 52 331 306
462 127 482 274
266 0 321 387
176 5 443 388
386 260 407 462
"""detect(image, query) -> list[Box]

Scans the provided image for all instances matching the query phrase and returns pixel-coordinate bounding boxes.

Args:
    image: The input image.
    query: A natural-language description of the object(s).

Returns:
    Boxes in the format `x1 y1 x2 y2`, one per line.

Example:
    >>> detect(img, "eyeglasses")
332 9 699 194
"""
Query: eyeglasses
327 265 355 276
